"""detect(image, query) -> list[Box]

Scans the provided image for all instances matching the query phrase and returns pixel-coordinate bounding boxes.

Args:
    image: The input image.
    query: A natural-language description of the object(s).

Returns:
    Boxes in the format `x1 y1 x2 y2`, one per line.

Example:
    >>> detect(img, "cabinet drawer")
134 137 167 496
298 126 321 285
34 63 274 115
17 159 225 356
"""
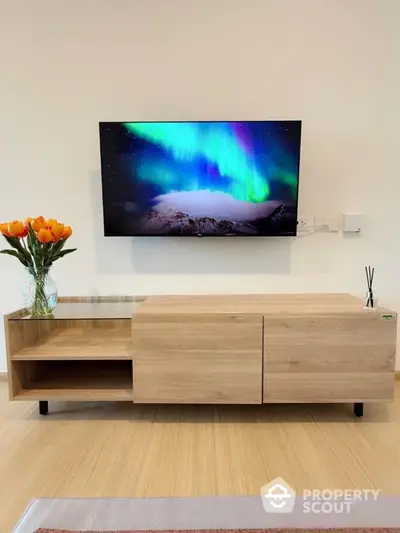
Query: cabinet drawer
263 313 396 402
132 314 263 403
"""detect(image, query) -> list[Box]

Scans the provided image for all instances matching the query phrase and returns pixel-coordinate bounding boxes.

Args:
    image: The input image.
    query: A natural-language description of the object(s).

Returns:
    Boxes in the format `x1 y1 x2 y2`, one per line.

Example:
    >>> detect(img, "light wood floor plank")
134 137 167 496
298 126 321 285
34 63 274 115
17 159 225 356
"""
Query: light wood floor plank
2 383 400 532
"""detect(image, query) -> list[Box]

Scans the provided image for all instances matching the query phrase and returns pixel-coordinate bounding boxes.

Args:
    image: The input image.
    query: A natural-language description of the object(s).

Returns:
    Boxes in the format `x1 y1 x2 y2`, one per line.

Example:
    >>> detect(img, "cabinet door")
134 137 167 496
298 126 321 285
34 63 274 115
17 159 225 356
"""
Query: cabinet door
263 313 396 402
132 314 262 403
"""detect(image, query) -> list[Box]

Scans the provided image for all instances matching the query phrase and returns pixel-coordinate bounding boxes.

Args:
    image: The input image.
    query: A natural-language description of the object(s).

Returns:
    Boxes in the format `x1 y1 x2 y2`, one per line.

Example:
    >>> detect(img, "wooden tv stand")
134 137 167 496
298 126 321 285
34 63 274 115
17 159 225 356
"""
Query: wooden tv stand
5 294 397 417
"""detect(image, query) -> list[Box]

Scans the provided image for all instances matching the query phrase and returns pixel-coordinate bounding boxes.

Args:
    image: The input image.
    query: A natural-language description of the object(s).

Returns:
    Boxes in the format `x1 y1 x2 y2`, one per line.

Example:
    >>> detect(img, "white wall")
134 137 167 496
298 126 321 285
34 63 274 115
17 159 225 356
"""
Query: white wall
1 0 400 371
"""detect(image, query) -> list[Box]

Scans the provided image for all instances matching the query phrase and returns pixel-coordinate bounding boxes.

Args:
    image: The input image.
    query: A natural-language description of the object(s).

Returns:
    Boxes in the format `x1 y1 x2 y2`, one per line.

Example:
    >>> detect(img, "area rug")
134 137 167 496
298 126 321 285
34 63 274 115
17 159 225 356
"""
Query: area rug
14 497 400 533
35 528 400 533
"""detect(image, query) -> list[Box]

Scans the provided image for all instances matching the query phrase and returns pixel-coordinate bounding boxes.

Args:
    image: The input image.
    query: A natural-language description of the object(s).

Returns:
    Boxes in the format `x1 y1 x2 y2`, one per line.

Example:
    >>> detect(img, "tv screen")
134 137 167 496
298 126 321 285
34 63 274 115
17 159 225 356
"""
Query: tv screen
99 121 302 236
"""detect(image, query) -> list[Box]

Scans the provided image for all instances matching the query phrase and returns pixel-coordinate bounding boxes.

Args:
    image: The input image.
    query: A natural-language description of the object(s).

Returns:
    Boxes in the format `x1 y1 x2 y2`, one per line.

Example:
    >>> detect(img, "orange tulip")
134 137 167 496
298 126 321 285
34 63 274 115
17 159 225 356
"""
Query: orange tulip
46 218 58 228
37 228 54 243
51 222 65 242
0 222 11 237
24 217 33 229
8 220 26 238
62 225 73 239
31 216 47 233
19 226 29 238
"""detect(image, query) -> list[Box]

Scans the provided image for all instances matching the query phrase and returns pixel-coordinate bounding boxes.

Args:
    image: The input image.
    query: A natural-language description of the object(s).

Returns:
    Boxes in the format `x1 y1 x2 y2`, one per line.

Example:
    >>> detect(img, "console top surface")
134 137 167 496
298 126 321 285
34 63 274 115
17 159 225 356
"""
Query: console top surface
135 293 392 316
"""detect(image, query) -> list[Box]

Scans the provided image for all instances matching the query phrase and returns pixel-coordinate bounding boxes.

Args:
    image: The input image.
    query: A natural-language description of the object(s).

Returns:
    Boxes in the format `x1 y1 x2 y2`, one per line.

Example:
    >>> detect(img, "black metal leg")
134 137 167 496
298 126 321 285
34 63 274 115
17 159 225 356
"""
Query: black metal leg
39 401 48 415
354 402 363 417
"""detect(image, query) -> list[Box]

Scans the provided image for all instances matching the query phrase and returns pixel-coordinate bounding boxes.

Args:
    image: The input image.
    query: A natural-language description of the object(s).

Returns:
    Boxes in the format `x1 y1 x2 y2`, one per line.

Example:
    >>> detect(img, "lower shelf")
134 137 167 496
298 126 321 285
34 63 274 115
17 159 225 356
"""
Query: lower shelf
15 387 132 402
12 360 133 402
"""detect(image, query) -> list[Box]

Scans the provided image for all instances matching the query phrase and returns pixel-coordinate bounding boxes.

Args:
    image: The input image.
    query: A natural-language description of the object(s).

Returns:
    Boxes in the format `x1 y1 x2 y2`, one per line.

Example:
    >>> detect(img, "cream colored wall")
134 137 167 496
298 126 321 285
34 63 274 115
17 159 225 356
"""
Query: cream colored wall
1 0 400 370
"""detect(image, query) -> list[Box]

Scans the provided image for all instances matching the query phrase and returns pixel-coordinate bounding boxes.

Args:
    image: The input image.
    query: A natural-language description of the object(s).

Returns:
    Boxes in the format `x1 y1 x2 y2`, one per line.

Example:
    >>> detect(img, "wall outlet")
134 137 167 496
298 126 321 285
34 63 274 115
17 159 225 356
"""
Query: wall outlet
342 213 363 233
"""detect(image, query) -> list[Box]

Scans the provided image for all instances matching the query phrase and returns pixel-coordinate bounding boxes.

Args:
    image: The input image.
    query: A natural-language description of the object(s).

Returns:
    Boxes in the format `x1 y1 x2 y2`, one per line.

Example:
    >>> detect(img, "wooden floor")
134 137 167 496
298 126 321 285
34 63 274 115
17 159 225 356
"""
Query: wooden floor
2 382 400 532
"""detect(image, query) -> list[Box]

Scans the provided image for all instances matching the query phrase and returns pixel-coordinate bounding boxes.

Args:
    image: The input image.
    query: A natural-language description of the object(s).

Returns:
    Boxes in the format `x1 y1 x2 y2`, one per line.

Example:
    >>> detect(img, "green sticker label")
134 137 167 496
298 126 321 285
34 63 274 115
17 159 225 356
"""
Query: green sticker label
381 314 395 321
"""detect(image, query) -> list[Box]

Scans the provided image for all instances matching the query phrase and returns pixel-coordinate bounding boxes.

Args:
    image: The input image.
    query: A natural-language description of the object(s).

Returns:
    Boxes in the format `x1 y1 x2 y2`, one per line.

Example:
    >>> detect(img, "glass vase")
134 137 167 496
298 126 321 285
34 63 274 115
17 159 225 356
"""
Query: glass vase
22 267 58 316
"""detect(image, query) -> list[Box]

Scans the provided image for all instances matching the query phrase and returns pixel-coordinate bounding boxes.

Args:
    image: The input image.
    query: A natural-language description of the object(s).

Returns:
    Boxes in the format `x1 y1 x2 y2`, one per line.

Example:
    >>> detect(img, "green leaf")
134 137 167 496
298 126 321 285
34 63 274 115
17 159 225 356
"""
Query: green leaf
27 226 37 256
27 225 41 268
52 248 77 262
51 238 67 256
3 235 33 267
42 242 55 266
0 249 30 267
4 235 22 250
27 225 36 248
45 239 70 266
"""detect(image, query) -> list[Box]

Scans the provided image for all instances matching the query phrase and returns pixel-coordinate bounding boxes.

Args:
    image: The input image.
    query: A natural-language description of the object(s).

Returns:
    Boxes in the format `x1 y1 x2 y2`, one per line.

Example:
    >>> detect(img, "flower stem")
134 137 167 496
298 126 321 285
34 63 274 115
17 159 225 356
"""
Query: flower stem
31 269 51 315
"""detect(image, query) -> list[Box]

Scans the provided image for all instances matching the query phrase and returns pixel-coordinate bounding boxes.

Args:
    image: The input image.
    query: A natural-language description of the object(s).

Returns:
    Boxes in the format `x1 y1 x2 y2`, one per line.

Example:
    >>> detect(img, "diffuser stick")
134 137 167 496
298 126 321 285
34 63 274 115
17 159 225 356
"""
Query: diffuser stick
364 265 376 310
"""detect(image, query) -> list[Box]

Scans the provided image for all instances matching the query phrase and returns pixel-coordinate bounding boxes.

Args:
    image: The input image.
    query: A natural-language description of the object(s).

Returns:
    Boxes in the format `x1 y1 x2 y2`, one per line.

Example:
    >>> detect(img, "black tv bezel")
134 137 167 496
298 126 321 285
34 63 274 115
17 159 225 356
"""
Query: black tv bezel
99 120 302 237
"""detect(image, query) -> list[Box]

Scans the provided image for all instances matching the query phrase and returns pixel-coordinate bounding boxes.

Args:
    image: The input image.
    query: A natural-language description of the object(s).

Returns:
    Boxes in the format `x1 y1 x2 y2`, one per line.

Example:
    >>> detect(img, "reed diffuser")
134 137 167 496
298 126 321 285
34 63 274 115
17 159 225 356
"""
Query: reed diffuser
364 265 378 310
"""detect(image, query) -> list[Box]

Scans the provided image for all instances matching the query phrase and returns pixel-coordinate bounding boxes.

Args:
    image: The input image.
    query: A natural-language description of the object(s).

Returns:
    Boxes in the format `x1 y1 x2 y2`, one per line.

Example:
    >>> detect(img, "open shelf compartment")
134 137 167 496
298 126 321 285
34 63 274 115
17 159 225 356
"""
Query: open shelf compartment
8 318 132 361
12 360 133 401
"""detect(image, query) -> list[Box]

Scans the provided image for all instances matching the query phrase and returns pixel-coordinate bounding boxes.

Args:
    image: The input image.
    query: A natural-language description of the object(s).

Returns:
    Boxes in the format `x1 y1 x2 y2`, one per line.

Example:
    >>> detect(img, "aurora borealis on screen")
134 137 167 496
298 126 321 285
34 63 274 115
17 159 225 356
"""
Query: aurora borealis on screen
123 122 270 202
99 121 302 236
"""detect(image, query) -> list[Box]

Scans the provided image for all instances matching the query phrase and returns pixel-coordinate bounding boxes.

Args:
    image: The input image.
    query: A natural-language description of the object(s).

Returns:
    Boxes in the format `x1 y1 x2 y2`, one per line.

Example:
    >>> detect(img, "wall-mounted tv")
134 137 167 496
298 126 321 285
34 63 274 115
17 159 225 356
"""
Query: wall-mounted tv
99 121 302 236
